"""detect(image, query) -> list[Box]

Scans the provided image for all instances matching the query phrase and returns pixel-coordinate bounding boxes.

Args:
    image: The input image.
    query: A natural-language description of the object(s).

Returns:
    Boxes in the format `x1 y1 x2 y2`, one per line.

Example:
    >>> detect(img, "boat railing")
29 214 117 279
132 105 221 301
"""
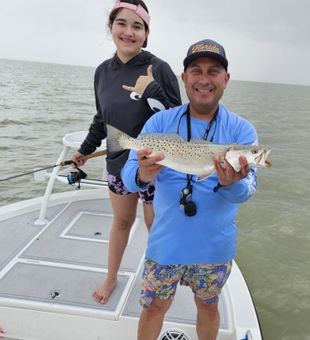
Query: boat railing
34 131 106 226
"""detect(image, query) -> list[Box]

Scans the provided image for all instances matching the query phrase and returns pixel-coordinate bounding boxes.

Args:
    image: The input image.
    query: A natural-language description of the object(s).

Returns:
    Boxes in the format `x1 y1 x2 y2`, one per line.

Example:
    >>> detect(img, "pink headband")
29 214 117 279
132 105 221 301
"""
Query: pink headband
112 0 150 26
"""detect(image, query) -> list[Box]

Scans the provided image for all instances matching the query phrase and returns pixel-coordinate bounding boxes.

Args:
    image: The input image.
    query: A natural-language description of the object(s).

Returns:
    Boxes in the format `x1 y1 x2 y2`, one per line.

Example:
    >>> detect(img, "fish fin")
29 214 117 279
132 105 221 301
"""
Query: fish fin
191 138 212 144
138 133 185 142
106 124 128 152
196 171 214 181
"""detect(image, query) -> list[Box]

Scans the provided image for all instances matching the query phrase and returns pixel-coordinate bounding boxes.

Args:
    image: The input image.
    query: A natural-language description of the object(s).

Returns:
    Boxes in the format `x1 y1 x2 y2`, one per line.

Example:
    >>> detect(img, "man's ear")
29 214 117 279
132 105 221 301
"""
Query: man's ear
224 72 230 88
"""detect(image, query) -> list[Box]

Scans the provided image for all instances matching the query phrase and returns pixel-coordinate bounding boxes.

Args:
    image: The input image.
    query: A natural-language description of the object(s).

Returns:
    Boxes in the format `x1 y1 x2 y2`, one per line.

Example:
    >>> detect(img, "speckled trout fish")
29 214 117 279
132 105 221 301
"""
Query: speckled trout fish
107 124 271 180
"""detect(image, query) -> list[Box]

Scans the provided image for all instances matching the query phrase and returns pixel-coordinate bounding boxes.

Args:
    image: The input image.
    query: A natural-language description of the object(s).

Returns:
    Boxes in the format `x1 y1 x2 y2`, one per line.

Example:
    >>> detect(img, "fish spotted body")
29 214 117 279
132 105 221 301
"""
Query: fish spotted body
107 124 271 180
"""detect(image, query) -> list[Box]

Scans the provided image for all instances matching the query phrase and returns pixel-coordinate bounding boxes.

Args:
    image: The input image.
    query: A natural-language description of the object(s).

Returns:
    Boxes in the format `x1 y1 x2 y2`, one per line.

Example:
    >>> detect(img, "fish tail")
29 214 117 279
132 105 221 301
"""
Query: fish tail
106 124 129 152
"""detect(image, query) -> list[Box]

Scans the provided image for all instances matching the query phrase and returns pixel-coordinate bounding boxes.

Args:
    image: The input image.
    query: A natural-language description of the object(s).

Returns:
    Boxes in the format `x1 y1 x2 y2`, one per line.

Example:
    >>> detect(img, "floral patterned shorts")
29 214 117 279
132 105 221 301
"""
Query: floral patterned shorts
140 258 232 307
107 173 154 204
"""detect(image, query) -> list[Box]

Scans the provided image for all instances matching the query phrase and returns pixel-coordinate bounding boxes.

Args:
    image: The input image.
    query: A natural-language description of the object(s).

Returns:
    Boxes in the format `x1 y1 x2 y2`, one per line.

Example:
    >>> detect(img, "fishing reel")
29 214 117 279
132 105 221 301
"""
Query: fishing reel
67 167 87 189
179 185 197 217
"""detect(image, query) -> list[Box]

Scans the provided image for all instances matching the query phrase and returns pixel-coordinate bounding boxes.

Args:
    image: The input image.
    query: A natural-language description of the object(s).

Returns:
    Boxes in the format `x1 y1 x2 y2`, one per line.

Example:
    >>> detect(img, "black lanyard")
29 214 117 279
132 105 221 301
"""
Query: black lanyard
184 104 218 142
178 104 219 187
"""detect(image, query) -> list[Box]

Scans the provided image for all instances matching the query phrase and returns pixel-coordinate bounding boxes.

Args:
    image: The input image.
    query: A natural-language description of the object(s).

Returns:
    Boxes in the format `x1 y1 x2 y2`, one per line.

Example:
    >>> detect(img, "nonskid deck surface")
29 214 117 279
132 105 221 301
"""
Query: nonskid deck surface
0 195 229 331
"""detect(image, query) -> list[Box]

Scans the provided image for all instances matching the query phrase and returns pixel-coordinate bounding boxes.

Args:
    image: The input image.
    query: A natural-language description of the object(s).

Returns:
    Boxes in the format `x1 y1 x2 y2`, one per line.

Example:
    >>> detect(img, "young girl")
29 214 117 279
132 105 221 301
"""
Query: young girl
72 0 181 304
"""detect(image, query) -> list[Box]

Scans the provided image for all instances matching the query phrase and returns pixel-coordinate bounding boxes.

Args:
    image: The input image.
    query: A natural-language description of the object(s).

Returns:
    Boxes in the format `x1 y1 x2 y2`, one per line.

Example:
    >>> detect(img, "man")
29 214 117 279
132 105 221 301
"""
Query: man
121 38 258 340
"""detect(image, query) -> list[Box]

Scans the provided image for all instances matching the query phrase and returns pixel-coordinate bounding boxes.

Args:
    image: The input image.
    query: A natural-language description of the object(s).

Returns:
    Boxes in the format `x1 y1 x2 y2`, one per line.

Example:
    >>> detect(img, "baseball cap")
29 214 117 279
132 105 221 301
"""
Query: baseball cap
183 39 228 71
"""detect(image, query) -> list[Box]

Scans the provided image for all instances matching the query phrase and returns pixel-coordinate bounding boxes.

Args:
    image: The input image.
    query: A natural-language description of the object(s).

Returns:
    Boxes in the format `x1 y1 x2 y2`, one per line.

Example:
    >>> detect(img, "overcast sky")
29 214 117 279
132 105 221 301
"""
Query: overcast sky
0 0 309 86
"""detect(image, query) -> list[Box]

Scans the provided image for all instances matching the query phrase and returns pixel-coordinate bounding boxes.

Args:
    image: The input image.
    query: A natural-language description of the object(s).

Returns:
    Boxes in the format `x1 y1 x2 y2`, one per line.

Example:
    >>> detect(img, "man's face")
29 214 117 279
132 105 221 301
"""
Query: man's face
182 57 230 118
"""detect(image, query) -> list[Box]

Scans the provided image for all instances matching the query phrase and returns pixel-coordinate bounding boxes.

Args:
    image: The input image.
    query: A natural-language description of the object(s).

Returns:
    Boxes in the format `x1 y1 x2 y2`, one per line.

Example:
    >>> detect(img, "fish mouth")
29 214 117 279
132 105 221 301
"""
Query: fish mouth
255 150 272 167
265 159 272 167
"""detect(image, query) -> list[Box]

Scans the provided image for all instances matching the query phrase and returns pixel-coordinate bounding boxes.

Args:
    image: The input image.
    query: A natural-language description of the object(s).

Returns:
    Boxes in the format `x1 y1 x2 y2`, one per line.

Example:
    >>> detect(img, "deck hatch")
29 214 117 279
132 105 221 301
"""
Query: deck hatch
0 262 130 315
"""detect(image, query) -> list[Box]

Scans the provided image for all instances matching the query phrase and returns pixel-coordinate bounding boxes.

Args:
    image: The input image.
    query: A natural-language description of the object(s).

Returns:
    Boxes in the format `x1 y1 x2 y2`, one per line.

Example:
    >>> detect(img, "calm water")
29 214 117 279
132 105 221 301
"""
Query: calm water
1 59 310 340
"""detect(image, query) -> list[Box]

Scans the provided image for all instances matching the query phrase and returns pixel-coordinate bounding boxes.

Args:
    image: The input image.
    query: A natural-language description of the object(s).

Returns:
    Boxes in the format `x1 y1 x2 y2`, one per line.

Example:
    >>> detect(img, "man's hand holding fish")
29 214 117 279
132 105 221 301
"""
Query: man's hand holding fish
136 148 164 185
214 155 250 186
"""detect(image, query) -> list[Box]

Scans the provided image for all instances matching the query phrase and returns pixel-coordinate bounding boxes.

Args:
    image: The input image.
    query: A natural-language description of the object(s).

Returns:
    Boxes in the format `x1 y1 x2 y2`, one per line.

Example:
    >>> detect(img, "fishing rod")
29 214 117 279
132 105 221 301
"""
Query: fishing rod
0 149 107 182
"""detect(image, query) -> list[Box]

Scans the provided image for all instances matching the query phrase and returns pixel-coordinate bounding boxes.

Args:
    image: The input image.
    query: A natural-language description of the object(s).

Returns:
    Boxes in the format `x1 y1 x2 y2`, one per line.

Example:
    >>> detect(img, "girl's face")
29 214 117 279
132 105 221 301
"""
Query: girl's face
110 8 148 62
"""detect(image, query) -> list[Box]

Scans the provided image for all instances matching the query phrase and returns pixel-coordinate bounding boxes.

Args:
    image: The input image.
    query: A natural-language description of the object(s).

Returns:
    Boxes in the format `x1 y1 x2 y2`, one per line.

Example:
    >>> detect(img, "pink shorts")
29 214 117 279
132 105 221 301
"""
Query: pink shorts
107 173 154 204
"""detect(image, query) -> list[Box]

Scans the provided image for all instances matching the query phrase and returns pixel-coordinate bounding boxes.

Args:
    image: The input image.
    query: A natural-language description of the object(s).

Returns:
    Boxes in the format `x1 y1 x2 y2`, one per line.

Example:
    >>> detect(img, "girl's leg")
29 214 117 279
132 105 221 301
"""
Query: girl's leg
92 191 139 304
142 202 154 231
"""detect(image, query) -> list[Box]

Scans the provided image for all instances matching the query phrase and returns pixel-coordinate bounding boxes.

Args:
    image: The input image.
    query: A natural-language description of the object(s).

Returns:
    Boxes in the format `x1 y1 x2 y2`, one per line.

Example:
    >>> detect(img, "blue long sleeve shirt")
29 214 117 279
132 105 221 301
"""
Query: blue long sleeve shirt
121 103 258 265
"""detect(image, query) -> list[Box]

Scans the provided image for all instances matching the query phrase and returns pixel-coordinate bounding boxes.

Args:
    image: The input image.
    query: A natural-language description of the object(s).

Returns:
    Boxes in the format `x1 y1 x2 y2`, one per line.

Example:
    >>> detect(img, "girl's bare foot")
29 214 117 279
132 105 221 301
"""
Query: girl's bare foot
92 277 117 304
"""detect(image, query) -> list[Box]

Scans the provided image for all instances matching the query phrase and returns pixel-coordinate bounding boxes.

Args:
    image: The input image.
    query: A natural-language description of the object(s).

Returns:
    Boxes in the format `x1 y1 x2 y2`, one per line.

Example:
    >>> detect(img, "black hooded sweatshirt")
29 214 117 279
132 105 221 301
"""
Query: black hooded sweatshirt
79 50 181 177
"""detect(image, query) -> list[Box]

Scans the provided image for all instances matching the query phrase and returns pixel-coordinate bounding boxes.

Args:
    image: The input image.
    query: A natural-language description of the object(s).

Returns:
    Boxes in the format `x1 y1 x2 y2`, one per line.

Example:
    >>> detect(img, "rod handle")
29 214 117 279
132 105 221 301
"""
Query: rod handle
59 149 107 166
80 149 107 161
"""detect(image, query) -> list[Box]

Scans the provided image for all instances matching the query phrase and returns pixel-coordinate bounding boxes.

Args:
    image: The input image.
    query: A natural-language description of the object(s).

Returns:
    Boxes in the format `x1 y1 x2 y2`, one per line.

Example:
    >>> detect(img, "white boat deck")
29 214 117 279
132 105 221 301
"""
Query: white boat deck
0 189 262 340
